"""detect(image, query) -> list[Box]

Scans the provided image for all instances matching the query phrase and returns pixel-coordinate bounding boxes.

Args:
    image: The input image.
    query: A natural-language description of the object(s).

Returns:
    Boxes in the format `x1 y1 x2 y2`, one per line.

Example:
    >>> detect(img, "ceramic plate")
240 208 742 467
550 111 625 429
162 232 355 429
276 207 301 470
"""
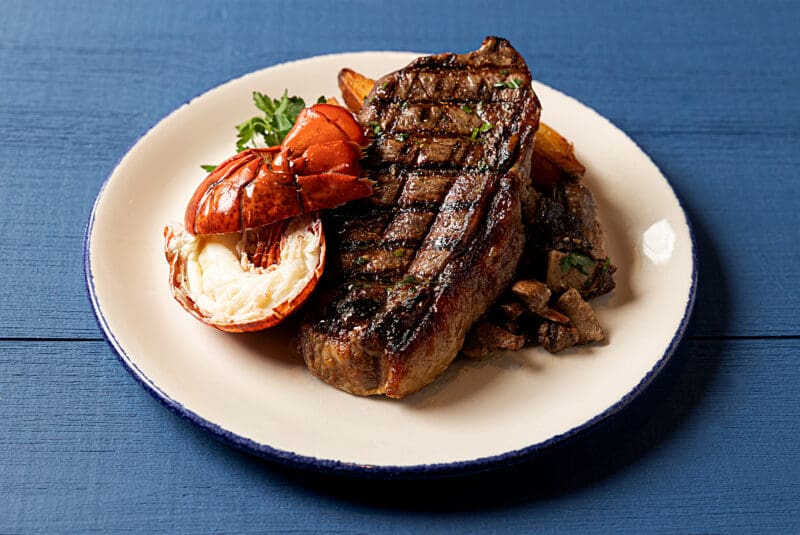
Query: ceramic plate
85 51 696 477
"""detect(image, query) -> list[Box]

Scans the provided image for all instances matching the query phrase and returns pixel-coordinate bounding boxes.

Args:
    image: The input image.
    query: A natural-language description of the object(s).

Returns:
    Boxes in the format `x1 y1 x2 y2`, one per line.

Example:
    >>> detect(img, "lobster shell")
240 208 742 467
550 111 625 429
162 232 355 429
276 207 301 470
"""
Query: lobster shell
185 104 371 236
164 214 326 332
165 103 370 332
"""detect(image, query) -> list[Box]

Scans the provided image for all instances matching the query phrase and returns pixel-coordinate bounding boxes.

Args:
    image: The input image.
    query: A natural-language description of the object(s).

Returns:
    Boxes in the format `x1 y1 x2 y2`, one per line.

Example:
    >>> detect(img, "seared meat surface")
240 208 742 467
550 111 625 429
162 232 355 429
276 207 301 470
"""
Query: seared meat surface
299 37 541 397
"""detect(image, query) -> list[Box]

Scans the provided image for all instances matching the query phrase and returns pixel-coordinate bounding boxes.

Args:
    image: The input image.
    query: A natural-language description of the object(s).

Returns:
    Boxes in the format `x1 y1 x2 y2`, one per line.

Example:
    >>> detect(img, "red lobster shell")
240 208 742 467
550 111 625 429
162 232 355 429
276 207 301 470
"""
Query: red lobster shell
185 103 371 236
164 103 371 332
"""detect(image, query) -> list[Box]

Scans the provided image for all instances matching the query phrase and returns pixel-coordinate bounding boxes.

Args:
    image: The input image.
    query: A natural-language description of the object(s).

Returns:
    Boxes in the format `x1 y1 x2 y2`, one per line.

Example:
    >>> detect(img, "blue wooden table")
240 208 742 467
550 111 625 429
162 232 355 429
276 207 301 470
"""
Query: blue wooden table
2 1 798 532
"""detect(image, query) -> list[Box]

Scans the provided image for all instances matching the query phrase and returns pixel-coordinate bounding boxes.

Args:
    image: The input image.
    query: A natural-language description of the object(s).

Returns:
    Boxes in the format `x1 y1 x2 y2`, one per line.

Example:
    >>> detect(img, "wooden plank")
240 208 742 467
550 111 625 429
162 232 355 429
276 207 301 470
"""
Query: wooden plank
0 2 797 339
2 1 799 534
1 338 798 533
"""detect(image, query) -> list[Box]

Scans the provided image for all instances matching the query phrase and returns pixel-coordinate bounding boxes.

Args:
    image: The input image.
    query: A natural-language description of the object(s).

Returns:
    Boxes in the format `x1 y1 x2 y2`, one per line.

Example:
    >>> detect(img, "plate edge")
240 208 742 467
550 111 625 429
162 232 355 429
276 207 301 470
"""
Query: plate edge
82 52 699 479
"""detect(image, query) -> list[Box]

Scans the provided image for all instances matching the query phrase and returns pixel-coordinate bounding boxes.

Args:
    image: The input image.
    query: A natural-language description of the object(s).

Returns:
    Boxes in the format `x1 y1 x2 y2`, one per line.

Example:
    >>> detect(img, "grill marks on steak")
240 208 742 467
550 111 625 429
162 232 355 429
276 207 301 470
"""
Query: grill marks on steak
299 37 541 397
365 106 524 170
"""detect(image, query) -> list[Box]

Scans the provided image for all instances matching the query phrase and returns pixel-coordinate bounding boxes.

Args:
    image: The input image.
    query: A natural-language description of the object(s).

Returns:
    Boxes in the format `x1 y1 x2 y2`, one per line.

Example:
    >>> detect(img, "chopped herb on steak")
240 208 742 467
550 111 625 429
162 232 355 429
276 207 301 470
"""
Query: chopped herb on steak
300 37 541 397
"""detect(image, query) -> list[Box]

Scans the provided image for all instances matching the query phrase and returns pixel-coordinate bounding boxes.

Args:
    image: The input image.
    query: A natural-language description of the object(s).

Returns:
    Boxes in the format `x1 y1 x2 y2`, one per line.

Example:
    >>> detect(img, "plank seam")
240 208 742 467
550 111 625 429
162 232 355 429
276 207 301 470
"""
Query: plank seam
687 335 800 341
0 335 798 343
0 337 105 342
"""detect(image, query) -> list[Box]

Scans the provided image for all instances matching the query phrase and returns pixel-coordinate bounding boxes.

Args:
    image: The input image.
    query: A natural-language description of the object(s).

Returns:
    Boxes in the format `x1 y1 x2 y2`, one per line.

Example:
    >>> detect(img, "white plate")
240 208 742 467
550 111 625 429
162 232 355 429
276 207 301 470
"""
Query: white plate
85 51 696 476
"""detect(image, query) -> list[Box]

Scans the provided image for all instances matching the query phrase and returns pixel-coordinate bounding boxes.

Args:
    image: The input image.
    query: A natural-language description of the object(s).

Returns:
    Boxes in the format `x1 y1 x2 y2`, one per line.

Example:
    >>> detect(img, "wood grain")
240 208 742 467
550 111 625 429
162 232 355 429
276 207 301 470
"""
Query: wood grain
1 0 798 533
0 2 797 339
1 338 798 532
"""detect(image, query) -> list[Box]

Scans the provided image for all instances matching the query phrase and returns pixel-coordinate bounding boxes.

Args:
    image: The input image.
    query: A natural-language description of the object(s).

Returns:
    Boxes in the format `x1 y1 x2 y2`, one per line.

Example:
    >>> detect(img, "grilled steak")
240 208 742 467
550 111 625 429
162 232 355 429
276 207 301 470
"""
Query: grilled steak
298 37 541 398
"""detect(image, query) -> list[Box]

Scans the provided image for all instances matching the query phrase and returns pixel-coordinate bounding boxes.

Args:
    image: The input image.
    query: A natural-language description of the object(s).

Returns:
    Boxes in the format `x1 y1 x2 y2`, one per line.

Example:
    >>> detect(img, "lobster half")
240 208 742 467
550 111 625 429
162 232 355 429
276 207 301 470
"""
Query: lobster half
164 104 372 332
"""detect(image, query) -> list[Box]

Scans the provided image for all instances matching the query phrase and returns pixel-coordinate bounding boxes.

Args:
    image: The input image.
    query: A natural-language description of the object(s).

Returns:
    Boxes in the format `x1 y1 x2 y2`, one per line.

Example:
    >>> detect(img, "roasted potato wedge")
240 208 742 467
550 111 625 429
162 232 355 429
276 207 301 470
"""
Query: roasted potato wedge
338 68 376 113
337 67 586 189
534 122 585 177
530 122 585 190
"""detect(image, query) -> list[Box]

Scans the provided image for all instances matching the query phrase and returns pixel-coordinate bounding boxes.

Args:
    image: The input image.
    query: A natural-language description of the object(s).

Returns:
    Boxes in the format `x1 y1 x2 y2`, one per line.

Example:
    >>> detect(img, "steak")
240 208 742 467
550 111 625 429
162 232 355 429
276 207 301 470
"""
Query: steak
298 37 541 398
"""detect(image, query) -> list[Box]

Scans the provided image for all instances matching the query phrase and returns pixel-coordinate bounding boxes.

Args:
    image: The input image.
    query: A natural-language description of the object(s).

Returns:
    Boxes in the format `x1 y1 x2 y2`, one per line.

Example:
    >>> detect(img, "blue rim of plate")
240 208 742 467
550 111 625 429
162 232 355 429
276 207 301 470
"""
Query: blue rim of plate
83 55 698 479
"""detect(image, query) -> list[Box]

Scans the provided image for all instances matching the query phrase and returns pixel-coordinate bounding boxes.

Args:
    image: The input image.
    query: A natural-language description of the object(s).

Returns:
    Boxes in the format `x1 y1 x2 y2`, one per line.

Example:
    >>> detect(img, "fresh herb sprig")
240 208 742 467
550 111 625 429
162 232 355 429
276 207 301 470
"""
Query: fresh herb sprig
201 90 315 171
494 78 523 89
236 90 306 151
470 121 493 140
560 251 596 275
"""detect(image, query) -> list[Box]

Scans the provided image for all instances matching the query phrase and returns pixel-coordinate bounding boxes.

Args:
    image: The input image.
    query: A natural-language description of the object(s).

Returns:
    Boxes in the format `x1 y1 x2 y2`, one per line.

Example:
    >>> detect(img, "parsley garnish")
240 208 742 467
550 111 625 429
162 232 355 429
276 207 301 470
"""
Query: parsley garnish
354 256 369 266
461 104 473 114
470 121 493 140
236 90 306 151
201 90 307 170
494 78 523 89
316 95 327 104
393 249 405 257
560 252 596 275
369 121 382 135
395 132 408 142
386 274 423 295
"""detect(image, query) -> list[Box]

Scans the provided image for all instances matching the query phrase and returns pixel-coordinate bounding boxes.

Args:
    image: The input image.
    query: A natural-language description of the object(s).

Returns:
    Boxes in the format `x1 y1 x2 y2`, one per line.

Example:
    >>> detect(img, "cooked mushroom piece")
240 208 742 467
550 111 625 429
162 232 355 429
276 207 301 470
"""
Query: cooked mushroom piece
537 321 579 353
462 321 526 359
555 288 606 344
510 278 571 324
511 279 551 313
499 300 527 321
582 260 617 299
545 250 616 299
546 250 592 293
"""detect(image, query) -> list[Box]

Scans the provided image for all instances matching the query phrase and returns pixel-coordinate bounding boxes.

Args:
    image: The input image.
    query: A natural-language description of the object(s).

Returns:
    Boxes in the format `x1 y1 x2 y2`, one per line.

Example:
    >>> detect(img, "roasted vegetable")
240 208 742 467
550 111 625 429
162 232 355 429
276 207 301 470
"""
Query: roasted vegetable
338 68 377 113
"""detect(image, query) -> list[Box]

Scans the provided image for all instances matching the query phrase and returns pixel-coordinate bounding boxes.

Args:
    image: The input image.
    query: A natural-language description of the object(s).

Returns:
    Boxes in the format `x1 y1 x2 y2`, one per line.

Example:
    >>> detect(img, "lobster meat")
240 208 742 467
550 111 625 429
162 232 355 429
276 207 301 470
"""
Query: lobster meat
164 103 372 332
